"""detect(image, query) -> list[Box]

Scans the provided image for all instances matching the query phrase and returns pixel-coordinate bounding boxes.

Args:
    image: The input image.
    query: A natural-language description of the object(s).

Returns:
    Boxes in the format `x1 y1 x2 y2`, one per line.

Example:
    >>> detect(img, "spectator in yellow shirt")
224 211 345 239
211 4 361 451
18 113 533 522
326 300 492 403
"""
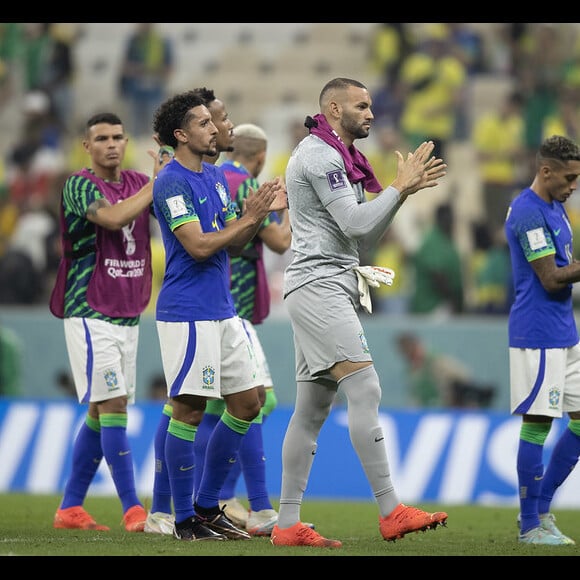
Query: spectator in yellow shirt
398 23 467 160
472 90 526 232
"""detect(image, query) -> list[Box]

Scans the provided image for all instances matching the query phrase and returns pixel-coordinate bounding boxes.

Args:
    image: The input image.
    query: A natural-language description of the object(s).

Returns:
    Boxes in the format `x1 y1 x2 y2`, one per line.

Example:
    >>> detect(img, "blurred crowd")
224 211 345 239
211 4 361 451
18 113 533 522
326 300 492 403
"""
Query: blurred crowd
1 22 580 323
363 22 580 317
0 23 172 305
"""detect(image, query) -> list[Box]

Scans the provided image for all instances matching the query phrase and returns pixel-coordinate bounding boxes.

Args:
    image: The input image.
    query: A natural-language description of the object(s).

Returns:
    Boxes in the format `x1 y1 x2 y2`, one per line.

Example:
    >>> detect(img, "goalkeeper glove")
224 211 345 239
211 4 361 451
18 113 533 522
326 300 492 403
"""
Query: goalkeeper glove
353 265 396 314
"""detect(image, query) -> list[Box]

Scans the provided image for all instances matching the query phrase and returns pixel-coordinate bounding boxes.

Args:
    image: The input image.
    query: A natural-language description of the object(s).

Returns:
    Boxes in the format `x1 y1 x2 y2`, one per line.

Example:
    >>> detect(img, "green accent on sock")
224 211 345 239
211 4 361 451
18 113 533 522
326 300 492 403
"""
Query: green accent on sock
252 408 264 425
205 398 225 415
262 388 277 417
100 413 128 428
221 410 251 435
520 421 551 445
168 418 196 442
162 403 173 418
568 419 580 437
85 414 101 433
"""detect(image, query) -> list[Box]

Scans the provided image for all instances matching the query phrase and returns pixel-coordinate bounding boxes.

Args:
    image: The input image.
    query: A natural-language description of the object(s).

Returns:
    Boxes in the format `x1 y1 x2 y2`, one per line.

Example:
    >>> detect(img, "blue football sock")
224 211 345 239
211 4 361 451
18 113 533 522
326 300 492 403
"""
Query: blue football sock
166 418 196 524
219 453 241 500
150 404 172 514
239 420 272 512
195 411 249 510
517 438 544 534
192 411 221 499
538 423 580 514
60 415 103 509
100 413 141 513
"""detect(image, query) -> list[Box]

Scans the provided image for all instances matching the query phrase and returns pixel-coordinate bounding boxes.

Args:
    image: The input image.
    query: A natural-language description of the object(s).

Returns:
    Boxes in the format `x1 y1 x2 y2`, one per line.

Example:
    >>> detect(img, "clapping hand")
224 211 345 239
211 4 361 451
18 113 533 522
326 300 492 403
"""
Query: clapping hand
392 141 447 197
243 177 287 220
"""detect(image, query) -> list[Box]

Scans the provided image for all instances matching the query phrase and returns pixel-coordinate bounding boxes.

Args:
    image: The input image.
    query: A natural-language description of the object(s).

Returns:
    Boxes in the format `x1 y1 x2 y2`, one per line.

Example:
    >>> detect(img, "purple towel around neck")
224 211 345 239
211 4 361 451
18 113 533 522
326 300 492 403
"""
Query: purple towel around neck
305 114 382 193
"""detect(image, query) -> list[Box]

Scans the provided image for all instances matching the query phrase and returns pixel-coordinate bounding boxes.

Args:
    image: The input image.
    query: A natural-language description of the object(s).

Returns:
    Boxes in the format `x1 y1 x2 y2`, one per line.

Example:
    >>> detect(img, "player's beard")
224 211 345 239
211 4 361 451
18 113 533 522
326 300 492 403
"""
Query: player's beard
207 145 234 159
341 115 370 141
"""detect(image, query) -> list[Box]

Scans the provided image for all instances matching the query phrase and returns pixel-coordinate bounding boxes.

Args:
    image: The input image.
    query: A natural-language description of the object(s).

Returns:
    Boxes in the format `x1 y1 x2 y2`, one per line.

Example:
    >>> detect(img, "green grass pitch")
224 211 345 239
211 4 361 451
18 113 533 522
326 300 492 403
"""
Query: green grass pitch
1 494 579 557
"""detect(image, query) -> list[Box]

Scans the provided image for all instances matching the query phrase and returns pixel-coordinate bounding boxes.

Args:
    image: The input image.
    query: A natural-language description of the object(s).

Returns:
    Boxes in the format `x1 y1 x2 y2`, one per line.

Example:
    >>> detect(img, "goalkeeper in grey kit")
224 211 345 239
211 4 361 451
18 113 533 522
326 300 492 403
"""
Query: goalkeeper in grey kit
271 77 448 548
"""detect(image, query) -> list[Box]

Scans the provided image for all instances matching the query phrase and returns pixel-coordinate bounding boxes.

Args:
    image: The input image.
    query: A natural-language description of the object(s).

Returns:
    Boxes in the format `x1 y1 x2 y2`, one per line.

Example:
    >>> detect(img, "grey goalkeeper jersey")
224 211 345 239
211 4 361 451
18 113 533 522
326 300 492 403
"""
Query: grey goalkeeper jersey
284 134 401 298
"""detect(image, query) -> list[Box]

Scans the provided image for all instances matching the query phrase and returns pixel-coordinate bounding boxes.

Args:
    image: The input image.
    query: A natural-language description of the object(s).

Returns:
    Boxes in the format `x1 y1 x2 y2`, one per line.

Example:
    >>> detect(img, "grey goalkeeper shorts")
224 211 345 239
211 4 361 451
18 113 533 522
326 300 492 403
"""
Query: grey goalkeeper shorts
284 271 373 382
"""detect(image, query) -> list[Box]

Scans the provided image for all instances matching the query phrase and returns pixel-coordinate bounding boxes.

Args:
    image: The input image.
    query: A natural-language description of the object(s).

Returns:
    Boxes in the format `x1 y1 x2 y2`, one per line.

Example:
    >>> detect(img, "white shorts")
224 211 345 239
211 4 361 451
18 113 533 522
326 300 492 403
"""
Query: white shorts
242 319 273 389
156 317 260 399
64 317 138 404
510 344 580 416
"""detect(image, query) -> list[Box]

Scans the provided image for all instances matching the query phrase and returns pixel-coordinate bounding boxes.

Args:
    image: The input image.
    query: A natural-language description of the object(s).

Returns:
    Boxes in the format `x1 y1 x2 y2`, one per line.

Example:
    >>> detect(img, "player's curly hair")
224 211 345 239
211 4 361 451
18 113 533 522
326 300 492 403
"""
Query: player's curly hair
191 87 216 107
537 135 580 167
153 91 206 148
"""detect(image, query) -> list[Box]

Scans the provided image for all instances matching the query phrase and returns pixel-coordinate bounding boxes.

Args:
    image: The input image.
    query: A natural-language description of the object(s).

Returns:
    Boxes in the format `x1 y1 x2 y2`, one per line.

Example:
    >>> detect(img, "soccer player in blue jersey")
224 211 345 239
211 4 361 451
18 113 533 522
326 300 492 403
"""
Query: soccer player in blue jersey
146 90 292 537
147 87 246 534
151 90 286 541
145 87 236 535
506 134 580 546
49 112 169 532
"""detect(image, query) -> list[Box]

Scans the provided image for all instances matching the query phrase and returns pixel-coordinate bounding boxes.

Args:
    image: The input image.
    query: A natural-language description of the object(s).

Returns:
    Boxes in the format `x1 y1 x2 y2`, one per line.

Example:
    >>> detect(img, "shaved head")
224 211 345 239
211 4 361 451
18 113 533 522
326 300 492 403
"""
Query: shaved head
319 77 367 108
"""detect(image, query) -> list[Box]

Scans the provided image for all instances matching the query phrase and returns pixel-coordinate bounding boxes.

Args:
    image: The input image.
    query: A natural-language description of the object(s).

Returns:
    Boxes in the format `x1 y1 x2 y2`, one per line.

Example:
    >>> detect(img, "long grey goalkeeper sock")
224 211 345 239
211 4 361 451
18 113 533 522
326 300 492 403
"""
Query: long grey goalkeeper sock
339 365 400 517
277 379 336 528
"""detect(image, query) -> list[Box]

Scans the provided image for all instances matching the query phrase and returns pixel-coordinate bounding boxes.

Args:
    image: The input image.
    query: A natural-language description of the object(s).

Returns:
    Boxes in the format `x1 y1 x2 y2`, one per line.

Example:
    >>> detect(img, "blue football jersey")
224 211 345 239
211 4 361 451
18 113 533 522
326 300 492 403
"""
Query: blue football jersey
505 187 578 348
153 160 238 322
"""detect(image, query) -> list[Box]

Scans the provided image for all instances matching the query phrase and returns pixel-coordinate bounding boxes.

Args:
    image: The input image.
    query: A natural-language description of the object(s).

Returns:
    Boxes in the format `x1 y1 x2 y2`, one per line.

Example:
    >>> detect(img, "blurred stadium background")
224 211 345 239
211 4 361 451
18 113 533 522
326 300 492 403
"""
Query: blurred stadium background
4 23 580 507
0 22 533 238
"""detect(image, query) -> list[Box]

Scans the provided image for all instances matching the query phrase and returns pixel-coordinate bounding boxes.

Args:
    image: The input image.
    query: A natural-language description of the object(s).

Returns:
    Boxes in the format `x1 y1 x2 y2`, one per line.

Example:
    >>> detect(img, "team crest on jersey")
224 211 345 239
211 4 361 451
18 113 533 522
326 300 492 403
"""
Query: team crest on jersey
104 369 119 392
548 385 561 409
359 331 370 354
202 365 216 389
215 181 229 207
